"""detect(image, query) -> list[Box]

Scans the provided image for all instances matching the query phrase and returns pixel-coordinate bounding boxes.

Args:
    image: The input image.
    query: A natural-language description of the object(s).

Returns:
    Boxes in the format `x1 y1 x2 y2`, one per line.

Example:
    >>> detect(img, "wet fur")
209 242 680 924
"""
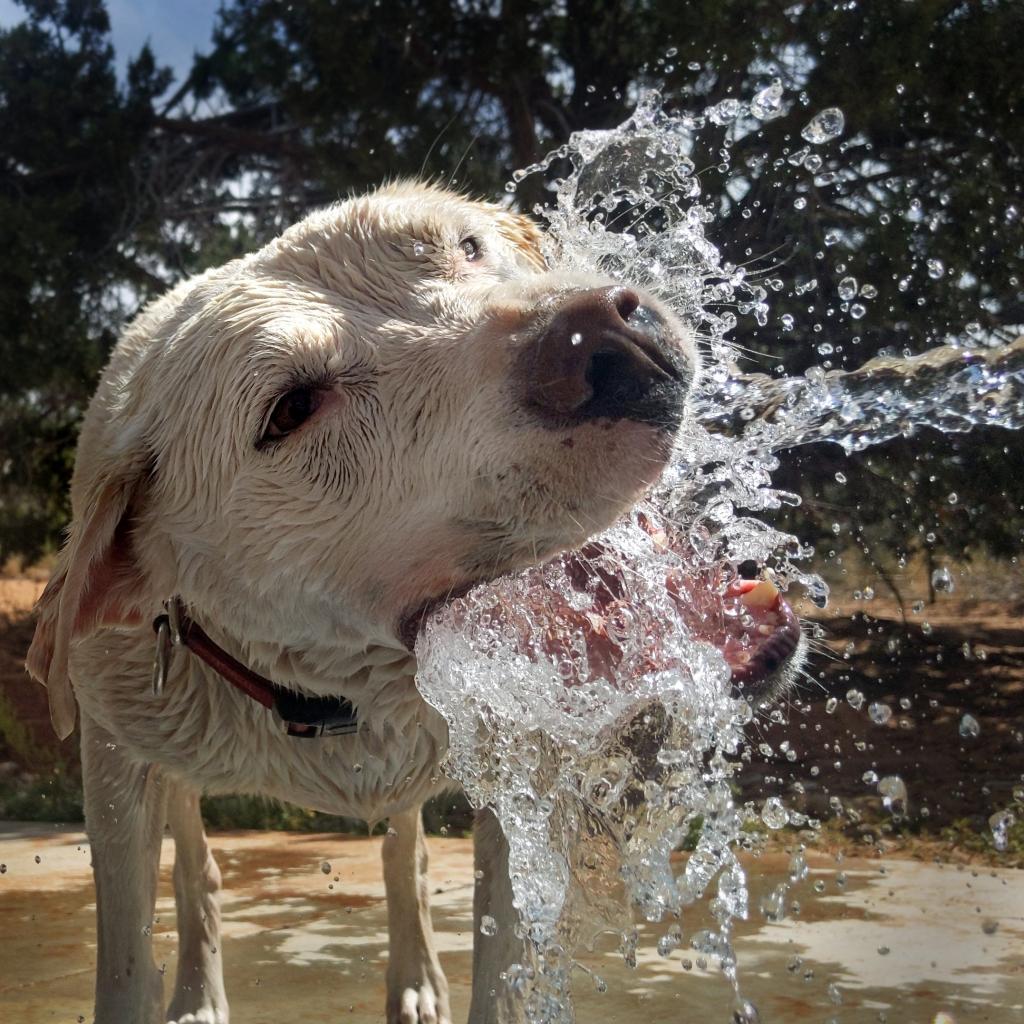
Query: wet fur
26 182 702 1024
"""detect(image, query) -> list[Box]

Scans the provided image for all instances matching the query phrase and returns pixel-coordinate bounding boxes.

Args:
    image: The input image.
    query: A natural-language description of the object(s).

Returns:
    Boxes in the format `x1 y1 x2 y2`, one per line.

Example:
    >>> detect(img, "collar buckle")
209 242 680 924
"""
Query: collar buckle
151 598 184 696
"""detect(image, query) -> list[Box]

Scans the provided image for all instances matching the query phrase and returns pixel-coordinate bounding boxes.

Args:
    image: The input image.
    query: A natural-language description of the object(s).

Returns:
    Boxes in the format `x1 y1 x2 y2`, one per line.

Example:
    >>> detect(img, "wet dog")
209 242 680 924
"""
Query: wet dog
28 182 799 1023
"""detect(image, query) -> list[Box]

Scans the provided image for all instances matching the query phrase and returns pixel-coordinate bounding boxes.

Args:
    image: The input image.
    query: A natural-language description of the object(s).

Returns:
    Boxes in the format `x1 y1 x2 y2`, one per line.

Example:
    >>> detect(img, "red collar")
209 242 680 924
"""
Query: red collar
152 598 359 738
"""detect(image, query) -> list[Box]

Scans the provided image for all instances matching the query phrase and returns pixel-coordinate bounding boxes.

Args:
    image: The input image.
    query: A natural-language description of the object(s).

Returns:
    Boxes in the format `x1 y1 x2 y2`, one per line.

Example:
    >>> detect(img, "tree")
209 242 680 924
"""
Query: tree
0 0 170 557
1 0 1021 576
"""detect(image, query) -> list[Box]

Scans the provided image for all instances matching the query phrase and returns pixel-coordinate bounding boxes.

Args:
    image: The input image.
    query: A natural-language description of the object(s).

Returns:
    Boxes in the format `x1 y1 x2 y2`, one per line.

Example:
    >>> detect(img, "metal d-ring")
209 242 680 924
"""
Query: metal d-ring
151 597 184 697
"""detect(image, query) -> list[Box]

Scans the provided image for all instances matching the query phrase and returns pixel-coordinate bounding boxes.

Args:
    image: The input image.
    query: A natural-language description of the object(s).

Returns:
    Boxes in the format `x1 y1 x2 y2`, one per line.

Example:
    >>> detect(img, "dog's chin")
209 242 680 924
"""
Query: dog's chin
398 581 479 652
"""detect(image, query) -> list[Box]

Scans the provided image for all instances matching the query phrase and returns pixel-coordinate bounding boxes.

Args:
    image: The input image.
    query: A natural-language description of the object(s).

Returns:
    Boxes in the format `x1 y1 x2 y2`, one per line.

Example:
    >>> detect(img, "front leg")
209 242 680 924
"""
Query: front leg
166 781 228 1024
469 809 528 1024
81 712 168 1024
382 804 452 1024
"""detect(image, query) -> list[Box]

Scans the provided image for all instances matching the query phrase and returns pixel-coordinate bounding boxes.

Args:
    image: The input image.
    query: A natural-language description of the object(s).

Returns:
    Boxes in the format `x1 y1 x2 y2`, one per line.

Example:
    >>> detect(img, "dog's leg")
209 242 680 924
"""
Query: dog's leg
468 809 528 1024
82 712 168 1024
165 782 228 1024
382 804 452 1024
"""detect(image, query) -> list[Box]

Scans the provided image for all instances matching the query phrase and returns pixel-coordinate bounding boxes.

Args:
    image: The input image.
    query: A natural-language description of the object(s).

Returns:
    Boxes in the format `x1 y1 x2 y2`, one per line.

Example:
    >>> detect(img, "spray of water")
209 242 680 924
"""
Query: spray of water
415 88 1024 1023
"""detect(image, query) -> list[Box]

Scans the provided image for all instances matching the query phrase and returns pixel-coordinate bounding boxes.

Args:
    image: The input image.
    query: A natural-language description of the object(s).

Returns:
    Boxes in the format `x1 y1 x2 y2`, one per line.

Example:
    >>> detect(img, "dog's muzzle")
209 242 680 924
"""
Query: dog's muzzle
522 286 691 427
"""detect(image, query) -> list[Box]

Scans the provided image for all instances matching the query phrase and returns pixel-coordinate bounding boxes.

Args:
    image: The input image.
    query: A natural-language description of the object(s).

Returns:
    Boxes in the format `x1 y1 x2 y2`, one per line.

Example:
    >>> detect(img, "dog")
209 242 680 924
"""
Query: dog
27 181 801 1023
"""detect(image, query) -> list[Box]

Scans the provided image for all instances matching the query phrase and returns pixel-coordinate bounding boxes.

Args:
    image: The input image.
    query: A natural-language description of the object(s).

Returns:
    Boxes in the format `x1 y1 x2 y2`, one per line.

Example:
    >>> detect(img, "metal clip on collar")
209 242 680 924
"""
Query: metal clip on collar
151 598 183 697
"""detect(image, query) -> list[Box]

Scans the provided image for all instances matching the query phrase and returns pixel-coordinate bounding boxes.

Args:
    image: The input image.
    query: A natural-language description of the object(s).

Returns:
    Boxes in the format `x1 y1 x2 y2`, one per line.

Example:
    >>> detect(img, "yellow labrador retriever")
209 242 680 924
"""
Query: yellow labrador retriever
26 182 782 1023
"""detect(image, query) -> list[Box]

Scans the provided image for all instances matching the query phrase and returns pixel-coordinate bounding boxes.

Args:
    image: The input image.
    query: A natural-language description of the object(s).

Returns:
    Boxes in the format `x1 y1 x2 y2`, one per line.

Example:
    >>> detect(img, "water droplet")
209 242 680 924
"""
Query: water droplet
320 861 332 874
801 107 845 144
825 697 838 714
732 997 762 1023
761 797 789 829
480 914 498 936
412 242 426 257
759 883 788 921
959 714 980 739
657 924 683 956
877 775 908 815
868 702 892 725
849 303 867 319
570 332 584 347
846 689 865 710
931 567 955 593
707 98 743 125
988 810 1015 851
788 851 808 882
751 80 784 120
927 258 945 279
827 982 843 1005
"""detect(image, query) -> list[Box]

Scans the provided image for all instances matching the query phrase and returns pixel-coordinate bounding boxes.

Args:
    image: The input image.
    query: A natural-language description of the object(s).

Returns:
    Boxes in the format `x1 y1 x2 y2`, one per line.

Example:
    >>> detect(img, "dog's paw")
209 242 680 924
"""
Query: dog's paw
166 1002 228 1024
386 963 452 1024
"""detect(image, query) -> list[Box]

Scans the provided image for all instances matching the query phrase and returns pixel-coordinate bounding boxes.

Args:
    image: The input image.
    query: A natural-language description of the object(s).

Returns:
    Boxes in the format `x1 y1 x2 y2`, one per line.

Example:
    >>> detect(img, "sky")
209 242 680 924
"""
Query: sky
0 0 220 84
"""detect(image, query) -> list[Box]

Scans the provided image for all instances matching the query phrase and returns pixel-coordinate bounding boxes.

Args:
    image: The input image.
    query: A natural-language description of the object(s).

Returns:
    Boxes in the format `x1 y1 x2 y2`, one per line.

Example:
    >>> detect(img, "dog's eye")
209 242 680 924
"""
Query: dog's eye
263 386 323 442
460 236 482 261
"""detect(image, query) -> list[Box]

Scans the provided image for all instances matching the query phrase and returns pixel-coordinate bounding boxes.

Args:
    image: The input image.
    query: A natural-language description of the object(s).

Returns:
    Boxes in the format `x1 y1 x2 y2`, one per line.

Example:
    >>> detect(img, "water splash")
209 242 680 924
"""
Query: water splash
416 87 1024 1022
416 509 763 1022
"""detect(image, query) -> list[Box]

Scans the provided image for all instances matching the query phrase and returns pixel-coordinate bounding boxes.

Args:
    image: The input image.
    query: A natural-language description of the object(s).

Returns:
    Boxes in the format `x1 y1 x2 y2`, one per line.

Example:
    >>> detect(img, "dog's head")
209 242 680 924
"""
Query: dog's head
28 182 702 736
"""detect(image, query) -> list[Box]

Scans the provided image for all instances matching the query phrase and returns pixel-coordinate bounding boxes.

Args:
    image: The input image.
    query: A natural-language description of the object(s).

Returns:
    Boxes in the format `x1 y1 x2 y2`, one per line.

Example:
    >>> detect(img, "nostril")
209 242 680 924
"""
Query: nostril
609 287 641 323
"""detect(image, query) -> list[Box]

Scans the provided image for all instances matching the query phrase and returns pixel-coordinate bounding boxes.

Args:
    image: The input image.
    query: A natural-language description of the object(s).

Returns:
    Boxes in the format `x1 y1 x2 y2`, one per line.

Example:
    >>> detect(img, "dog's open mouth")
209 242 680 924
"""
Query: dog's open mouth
676 576 802 697
400 514 803 701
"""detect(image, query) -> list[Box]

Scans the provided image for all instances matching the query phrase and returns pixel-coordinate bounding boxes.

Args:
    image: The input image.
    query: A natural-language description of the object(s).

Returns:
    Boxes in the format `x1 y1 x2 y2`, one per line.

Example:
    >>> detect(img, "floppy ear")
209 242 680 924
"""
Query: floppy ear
492 209 547 270
26 446 152 740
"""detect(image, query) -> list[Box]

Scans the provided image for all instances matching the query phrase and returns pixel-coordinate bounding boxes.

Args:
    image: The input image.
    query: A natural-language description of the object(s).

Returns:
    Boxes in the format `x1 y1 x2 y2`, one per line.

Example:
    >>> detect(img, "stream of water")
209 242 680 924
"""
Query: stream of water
414 88 1024 1023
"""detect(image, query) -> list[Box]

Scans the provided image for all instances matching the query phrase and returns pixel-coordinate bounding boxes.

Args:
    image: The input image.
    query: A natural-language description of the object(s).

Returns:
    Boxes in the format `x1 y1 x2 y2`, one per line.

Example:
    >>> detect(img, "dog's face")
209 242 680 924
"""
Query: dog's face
28 182 698 729
143 184 696 652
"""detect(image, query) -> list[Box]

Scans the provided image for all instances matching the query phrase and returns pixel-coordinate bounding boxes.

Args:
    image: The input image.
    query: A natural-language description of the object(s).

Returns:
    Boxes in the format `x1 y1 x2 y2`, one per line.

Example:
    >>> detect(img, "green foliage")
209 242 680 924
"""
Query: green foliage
198 793 370 833
0 0 1021 567
0 764 83 822
940 816 1024 860
0 687 44 765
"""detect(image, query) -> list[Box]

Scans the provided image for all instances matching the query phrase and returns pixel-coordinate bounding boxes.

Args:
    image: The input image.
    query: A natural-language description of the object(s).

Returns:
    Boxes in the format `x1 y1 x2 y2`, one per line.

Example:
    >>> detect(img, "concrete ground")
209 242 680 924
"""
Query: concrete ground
1 823 1021 1023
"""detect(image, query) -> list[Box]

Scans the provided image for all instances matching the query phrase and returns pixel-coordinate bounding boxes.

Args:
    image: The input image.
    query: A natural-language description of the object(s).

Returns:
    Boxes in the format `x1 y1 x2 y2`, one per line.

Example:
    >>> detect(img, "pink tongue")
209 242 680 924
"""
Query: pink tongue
717 579 801 688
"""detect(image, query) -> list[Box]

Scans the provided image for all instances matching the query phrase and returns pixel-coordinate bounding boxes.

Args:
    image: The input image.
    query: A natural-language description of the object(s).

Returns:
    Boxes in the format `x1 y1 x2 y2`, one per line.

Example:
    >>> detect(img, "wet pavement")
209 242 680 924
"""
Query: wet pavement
1 822 1021 1023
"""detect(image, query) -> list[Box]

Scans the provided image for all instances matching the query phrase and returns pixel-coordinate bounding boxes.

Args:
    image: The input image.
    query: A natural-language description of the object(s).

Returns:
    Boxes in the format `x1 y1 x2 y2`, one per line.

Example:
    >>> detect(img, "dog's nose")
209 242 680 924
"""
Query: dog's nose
526 287 688 423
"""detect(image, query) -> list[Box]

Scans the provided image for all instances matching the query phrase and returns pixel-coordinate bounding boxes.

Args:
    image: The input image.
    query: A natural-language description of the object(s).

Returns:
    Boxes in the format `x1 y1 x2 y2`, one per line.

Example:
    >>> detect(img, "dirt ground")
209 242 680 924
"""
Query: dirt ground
1 575 1022 857
2 825 1022 1024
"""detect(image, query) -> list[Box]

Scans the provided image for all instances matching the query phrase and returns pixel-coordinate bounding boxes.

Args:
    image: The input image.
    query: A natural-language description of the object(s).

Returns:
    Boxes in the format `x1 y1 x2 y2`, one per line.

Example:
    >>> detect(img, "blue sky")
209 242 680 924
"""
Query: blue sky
0 0 220 84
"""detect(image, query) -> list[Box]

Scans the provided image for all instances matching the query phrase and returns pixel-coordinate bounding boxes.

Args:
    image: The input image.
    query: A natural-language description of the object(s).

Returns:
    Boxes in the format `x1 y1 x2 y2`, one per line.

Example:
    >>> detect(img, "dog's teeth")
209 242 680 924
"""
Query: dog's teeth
740 580 780 610
757 624 775 636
